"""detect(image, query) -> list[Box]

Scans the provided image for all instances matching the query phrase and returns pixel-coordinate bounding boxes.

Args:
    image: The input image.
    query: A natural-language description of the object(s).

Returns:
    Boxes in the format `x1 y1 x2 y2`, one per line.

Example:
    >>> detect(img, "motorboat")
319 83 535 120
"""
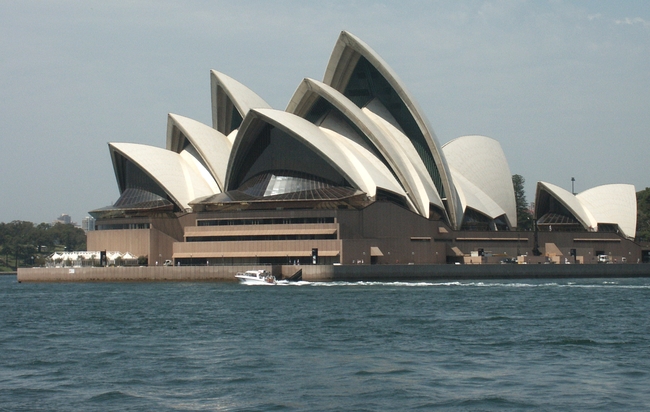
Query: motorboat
235 269 276 285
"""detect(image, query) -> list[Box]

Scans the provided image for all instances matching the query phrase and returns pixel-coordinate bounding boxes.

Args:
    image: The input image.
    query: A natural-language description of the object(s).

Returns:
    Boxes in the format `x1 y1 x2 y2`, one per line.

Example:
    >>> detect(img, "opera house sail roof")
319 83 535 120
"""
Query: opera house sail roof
442 135 517 229
535 182 637 240
93 30 639 239
92 31 478 224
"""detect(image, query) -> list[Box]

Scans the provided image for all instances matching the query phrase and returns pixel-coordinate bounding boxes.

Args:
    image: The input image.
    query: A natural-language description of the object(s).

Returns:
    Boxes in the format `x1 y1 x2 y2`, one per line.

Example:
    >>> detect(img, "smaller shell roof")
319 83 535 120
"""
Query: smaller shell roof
166 113 232 190
450 168 507 221
210 70 271 134
443 135 516 228
227 108 380 197
577 184 637 239
537 181 637 239
110 142 217 211
537 181 596 230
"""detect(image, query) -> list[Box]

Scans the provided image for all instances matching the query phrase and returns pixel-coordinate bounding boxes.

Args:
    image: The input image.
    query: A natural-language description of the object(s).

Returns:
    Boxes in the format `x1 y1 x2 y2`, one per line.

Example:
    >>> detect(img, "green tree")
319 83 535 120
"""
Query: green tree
47 222 86 251
0 221 38 268
0 220 87 268
512 174 533 230
636 188 650 242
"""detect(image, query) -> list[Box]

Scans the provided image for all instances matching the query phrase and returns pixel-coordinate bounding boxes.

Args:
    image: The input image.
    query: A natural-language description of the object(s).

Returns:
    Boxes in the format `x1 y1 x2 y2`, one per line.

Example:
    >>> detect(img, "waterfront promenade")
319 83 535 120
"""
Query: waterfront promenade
17 263 650 283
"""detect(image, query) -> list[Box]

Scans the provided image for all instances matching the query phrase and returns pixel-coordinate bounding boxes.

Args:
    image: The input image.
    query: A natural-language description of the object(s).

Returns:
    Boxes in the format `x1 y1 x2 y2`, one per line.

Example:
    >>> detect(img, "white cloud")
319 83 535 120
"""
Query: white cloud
615 17 650 27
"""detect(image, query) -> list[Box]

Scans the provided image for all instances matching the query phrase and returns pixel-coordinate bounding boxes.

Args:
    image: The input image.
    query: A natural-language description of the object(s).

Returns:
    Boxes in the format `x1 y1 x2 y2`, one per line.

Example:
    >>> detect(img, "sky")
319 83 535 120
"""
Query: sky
1 0 648 224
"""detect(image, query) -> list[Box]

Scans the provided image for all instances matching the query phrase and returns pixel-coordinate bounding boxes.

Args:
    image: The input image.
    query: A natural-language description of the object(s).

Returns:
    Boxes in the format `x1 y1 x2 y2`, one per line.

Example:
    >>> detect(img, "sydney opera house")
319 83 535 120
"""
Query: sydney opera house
88 31 641 266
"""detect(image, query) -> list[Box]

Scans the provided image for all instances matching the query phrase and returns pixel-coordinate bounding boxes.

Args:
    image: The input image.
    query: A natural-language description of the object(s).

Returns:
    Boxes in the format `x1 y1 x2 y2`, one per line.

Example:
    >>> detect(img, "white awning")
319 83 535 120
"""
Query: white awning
370 246 384 257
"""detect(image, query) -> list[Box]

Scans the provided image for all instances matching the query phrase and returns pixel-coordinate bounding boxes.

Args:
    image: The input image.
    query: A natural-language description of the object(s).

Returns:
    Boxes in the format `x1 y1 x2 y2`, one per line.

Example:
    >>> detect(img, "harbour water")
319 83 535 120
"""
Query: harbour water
1 275 649 411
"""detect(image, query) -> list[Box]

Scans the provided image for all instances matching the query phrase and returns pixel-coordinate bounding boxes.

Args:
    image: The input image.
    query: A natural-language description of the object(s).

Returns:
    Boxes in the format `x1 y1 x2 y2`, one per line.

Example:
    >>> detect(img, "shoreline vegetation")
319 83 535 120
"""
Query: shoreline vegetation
0 221 86 271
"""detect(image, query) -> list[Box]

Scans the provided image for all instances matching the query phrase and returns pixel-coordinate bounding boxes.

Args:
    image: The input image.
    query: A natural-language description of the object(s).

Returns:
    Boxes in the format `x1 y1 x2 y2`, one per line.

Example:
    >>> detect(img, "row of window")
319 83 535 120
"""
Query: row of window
197 217 335 226
187 234 337 242
97 223 151 230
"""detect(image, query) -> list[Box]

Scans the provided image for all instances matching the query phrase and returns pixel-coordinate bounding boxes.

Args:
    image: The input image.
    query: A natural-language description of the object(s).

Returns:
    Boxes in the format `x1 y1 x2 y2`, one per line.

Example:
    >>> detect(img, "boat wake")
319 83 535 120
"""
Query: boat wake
273 280 650 288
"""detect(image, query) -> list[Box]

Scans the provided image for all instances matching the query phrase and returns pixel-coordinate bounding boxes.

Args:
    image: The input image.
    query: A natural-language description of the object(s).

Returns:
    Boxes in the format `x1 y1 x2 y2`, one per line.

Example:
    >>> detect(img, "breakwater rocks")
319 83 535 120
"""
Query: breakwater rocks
17 263 650 283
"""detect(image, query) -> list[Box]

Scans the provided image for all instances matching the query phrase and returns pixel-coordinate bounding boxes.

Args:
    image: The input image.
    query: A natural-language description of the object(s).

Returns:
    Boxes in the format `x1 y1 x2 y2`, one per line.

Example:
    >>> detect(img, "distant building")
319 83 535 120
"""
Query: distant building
55 214 72 225
81 216 96 232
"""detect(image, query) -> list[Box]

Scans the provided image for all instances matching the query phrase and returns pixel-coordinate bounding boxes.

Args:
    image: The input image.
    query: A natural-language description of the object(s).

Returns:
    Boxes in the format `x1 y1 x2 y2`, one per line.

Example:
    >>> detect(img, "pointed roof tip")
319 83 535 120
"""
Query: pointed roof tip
338 30 360 42
167 112 182 122
335 30 369 52
210 70 272 108
210 69 244 85
209 69 230 78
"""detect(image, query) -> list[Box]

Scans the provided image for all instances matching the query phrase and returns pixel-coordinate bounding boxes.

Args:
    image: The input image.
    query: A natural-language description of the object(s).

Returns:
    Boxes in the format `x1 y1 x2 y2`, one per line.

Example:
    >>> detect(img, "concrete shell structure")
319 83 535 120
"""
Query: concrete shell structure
166 113 232 191
88 30 641 268
322 31 462 228
535 182 637 239
108 142 218 212
443 135 517 229
287 78 439 217
96 30 513 230
577 185 637 239
225 107 406 200
210 70 271 137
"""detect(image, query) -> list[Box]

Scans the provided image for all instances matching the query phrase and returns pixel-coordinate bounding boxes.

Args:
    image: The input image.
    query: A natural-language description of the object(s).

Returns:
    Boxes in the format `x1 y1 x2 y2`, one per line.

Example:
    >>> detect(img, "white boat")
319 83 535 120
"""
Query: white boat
235 269 276 285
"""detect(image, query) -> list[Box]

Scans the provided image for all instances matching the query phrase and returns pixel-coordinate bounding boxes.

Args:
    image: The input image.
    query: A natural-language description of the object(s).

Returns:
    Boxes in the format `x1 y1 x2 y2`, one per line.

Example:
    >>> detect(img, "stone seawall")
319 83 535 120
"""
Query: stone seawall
17 266 268 283
17 263 650 283
300 263 650 281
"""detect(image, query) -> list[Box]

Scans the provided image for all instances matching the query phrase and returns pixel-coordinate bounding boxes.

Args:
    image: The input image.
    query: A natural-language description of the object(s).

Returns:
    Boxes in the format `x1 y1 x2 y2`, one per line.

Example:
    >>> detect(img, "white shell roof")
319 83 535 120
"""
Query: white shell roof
166 113 232 191
537 181 637 239
110 142 217 211
362 108 444 215
450 168 507 221
537 181 597 230
227 108 405 199
210 70 271 133
320 128 409 201
101 30 552 233
286 77 435 217
322 30 461 228
577 184 637 239
443 135 517 228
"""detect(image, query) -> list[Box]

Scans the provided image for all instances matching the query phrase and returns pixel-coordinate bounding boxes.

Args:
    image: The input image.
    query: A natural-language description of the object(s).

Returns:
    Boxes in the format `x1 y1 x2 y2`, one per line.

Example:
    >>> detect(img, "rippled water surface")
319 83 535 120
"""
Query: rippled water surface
1 276 649 411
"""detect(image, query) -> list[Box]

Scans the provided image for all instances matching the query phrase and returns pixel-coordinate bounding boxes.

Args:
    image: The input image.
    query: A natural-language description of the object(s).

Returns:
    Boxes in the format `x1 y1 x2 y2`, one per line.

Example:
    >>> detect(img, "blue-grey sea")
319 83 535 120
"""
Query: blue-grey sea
1 275 649 411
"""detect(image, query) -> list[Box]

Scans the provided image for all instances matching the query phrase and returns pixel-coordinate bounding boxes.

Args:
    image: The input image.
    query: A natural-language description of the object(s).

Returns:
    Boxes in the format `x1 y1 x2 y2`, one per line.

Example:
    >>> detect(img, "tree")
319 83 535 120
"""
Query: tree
512 174 534 231
47 222 86 251
636 188 650 242
0 221 38 269
0 220 87 269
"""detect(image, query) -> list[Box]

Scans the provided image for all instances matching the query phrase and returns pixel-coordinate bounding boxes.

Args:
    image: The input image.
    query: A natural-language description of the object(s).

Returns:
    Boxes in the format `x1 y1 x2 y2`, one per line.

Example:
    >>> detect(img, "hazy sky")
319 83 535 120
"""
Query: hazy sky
1 1 648 224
